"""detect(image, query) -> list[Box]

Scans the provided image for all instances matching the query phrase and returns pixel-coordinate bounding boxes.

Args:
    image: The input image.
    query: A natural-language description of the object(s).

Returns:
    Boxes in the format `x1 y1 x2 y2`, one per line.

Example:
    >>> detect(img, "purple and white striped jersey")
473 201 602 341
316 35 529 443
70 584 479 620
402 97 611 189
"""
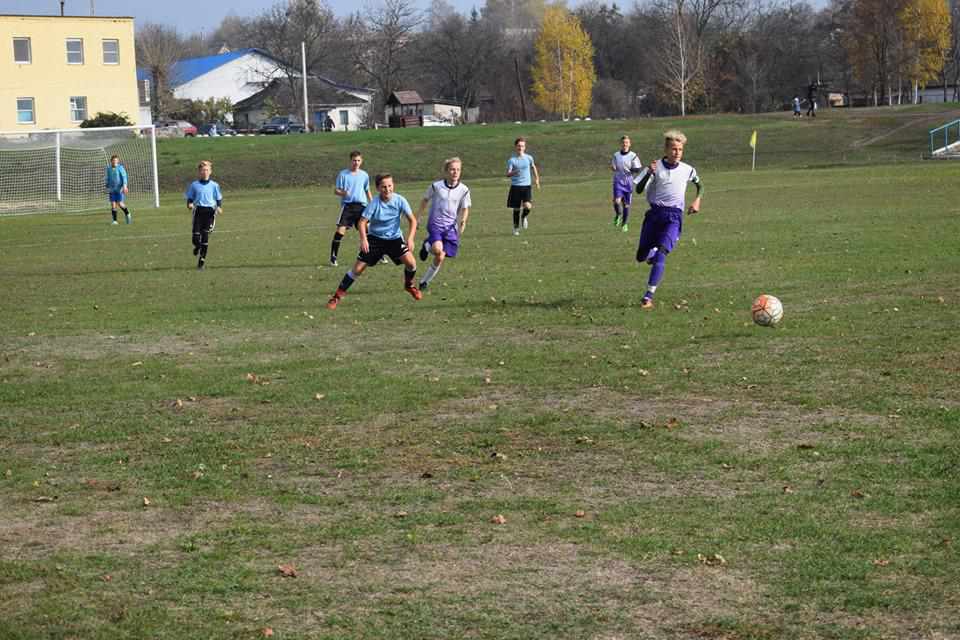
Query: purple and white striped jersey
635 160 699 211
611 150 641 177
423 180 471 228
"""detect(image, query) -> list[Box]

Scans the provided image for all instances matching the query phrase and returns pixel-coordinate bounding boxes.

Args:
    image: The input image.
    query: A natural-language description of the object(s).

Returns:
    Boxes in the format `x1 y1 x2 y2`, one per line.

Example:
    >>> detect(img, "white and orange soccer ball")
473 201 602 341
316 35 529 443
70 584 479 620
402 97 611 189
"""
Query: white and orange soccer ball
751 294 783 327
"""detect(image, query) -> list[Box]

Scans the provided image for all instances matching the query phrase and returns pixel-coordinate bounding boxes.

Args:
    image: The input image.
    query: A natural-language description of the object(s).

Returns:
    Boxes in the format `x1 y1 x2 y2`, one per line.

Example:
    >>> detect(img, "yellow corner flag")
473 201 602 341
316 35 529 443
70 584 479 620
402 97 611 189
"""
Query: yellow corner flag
749 130 758 149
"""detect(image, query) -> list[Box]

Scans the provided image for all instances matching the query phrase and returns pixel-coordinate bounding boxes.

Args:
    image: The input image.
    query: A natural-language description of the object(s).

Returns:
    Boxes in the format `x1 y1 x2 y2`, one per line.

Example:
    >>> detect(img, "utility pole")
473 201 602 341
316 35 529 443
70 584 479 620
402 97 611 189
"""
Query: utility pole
60 1 65 16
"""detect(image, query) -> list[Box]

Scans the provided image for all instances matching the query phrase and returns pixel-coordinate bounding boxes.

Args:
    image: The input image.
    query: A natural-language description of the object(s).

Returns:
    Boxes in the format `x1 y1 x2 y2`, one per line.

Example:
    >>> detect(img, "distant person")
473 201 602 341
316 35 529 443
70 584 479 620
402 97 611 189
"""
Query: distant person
633 130 703 309
793 96 802 118
325 115 335 132
329 151 372 267
105 154 131 225
209 122 218 136
611 135 642 232
416 157 471 292
506 137 540 235
806 82 818 118
185 160 223 270
326 173 421 309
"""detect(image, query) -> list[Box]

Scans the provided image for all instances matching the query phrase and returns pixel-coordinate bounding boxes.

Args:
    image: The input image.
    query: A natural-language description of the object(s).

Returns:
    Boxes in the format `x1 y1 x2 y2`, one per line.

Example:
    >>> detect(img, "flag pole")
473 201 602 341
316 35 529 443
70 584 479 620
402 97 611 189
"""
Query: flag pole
752 143 756 171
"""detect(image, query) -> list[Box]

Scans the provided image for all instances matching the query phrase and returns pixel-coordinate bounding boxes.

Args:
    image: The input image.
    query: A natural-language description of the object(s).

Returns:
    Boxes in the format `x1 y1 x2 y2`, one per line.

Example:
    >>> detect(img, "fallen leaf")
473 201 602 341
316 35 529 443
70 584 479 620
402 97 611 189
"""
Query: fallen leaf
420 471 433 479
262 628 274 638
783 485 794 494
102 574 112 582
491 452 507 461
314 393 325 400
872 559 890 567
574 510 586 518
32 496 56 502
131 361 143 367
173 398 183 409
850 489 866 499
665 417 681 429
638 369 649 376
394 511 408 518
797 443 816 450
277 564 298 578
697 553 726 566
491 514 507 525
142 497 151 506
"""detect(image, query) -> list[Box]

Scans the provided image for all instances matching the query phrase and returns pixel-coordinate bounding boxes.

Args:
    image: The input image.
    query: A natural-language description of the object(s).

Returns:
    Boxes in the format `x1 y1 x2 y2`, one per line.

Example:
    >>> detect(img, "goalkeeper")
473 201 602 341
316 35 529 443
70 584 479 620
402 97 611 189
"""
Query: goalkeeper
105 154 131 224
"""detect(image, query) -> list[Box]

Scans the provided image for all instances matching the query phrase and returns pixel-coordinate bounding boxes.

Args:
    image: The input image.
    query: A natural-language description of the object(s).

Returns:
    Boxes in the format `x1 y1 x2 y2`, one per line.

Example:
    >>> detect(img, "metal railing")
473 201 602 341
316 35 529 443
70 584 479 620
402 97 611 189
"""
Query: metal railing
929 119 960 156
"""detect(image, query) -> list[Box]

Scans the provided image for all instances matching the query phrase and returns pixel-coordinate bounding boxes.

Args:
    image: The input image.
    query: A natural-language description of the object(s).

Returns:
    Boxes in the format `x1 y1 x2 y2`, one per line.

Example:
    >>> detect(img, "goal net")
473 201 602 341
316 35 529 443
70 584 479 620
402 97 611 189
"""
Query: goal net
0 125 159 216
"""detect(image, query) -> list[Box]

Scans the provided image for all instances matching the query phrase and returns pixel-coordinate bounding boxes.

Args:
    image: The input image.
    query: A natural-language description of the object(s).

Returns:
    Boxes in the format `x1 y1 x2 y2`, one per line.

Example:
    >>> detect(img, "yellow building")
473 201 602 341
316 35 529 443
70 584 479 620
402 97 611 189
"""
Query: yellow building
0 14 138 131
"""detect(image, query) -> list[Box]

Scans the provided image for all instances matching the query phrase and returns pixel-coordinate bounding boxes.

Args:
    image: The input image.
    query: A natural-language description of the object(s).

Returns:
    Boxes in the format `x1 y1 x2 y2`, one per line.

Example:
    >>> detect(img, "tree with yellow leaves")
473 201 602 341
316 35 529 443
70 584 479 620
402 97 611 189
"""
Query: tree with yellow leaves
898 0 951 103
531 4 596 119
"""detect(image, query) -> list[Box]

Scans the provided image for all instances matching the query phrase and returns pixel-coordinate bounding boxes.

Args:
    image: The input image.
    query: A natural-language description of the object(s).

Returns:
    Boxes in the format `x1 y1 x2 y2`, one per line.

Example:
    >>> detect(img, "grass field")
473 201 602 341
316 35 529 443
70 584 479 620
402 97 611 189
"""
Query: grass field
2 106 960 639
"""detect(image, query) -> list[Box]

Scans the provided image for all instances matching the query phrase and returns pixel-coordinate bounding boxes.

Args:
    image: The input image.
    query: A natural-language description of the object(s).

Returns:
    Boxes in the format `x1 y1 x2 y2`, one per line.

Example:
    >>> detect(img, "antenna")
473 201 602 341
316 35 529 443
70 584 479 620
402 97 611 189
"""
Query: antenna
60 1 65 16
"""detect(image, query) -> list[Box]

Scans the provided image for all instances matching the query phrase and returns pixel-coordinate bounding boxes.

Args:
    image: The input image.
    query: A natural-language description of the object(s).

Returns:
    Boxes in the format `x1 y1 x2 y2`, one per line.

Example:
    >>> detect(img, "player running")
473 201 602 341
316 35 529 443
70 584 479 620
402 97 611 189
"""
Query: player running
611 135 642 232
326 174 421 309
633 130 703 309
416 157 471 292
506 137 540 235
329 151 372 266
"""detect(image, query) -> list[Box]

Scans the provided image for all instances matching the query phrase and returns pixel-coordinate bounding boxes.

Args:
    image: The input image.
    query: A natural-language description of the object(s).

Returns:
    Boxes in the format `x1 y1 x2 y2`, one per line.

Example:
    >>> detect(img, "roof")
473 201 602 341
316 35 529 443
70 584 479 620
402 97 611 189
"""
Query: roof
313 74 373 96
387 91 424 106
234 77 368 111
170 48 289 87
0 14 133 19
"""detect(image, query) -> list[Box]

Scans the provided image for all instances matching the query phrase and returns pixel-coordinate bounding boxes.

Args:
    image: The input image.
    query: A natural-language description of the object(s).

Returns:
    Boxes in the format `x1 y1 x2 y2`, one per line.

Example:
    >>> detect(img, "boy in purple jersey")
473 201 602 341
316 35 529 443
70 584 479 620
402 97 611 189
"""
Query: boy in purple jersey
611 136 642 232
416 157 471 291
633 130 703 309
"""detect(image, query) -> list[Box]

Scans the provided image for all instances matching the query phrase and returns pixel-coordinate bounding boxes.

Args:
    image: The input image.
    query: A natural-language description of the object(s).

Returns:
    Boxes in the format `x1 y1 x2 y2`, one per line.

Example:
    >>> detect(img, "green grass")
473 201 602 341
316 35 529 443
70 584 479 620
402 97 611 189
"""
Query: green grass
1 107 960 639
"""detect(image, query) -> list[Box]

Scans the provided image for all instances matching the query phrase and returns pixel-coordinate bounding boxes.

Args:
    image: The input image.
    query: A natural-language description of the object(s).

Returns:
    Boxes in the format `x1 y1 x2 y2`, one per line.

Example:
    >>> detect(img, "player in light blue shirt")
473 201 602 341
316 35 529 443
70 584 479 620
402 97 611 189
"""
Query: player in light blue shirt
506 137 540 235
184 160 223 270
326 173 422 309
330 151 372 266
105 154 131 224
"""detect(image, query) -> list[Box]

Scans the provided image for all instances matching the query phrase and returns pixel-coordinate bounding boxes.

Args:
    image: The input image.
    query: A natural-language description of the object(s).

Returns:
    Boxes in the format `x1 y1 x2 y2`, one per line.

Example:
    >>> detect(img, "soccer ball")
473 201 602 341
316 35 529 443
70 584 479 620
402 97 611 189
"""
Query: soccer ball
751 294 783 327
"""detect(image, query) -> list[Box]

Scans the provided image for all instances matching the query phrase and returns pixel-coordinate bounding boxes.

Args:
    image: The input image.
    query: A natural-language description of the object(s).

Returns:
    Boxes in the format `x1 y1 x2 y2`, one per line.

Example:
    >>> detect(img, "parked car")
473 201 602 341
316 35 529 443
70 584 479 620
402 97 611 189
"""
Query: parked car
198 122 237 136
258 116 305 134
155 119 197 137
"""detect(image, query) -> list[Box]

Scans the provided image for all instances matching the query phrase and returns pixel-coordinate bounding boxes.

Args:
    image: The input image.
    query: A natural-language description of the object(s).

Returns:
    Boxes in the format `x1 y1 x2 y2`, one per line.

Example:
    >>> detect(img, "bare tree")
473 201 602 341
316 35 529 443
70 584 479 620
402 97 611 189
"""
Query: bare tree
135 23 184 119
243 0 341 117
349 0 424 119
654 0 705 115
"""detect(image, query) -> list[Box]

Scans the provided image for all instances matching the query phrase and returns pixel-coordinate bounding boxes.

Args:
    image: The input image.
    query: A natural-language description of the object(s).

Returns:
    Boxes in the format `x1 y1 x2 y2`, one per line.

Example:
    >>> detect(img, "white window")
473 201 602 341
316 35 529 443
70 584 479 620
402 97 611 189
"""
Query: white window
339 110 349 127
16 98 35 124
13 37 31 64
66 38 84 64
102 39 119 64
70 96 88 122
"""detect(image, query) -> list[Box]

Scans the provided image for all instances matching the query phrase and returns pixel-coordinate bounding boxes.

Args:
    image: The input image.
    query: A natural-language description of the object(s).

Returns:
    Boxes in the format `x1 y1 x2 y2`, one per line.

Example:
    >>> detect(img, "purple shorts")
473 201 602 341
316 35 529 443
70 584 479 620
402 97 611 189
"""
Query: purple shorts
427 222 460 258
613 175 633 203
636 207 683 261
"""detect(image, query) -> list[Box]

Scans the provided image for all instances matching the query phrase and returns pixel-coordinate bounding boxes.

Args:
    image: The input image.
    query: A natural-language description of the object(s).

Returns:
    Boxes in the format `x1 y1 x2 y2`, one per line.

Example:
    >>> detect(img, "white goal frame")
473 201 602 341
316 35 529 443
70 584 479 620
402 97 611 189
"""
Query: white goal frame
0 124 160 215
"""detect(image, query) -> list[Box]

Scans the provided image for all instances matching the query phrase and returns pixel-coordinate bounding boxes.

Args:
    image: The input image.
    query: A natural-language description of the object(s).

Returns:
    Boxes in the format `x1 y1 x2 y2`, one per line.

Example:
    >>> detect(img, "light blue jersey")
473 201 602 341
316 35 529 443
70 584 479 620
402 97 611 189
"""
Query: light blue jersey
336 169 371 205
185 179 223 208
105 164 128 191
363 193 412 240
507 154 536 186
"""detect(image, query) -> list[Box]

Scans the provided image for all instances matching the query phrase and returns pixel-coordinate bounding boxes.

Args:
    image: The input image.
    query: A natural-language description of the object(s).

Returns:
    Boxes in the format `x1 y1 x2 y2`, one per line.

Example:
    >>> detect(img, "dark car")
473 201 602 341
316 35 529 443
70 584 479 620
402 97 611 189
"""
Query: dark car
198 122 237 136
258 116 305 134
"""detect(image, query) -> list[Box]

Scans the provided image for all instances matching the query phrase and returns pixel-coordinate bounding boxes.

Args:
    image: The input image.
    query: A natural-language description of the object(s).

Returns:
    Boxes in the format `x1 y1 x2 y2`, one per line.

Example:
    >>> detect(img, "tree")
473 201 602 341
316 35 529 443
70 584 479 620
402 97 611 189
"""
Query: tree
846 0 903 105
243 0 341 117
80 112 134 128
531 5 596 118
898 0 951 102
654 0 704 115
417 10 502 112
135 23 184 119
348 0 423 119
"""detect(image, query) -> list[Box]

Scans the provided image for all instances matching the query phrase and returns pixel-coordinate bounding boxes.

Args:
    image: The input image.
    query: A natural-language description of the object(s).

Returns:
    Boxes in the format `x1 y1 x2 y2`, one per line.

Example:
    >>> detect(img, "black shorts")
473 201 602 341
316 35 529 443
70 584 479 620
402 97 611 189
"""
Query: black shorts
336 202 366 229
359 235 409 266
507 185 533 209
192 206 216 234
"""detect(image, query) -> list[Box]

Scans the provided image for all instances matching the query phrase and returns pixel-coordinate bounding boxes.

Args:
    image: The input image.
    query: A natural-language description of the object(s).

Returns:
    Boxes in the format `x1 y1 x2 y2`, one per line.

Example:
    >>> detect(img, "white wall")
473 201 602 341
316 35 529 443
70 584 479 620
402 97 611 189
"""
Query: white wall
423 103 462 121
312 104 368 132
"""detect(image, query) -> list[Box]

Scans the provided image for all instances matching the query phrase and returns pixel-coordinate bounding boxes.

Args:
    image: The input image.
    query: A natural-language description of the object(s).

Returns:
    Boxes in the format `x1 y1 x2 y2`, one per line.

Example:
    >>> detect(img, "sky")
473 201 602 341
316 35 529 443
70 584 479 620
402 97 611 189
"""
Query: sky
1 0 481 33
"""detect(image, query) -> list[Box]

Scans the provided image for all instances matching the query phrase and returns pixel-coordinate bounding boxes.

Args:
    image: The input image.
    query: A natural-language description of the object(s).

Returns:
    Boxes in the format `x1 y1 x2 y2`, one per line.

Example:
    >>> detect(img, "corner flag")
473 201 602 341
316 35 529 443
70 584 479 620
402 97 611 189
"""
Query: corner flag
749 130 757 149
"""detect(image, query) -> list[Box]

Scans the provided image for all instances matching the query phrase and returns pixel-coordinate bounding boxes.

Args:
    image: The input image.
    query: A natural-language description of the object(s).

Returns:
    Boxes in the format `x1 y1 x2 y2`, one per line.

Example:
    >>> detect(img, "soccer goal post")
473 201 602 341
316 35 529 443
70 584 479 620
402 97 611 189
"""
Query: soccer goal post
0 124 159 216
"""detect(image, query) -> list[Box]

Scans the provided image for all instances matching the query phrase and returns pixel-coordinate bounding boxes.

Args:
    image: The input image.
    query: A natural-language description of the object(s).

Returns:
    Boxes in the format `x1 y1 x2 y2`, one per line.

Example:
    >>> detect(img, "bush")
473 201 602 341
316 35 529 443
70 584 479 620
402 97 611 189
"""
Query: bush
79 112 134 128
